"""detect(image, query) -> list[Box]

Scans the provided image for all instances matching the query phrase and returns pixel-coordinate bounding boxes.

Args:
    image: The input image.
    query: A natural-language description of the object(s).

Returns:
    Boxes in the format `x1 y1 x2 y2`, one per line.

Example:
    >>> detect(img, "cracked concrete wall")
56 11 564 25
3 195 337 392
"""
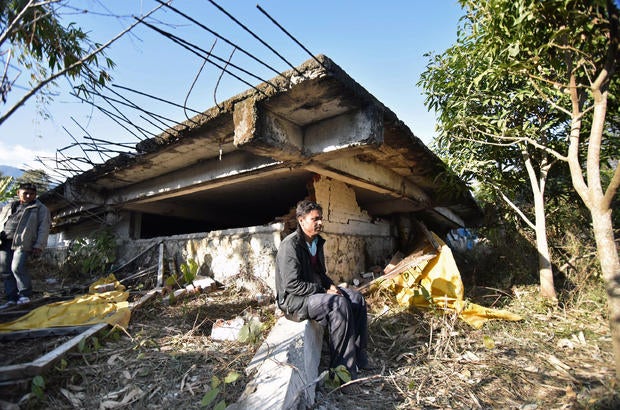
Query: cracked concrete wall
111 174 396 291
45 176 397 290
313 176 395 283
116 224 284 293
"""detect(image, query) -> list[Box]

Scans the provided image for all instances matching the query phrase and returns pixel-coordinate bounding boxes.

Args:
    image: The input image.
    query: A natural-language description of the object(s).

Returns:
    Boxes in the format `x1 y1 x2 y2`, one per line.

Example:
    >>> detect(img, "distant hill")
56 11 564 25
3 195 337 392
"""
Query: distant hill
0 165 24 178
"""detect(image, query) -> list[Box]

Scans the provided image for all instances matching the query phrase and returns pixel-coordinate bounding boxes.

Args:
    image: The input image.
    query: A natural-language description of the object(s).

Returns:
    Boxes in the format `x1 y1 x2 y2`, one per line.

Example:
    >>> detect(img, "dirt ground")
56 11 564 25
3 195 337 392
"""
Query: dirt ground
0 267 619 409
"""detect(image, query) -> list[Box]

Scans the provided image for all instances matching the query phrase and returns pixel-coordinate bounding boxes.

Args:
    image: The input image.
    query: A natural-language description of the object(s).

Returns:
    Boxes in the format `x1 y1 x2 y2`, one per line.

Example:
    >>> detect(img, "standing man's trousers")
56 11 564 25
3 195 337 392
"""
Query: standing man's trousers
0 240 32 302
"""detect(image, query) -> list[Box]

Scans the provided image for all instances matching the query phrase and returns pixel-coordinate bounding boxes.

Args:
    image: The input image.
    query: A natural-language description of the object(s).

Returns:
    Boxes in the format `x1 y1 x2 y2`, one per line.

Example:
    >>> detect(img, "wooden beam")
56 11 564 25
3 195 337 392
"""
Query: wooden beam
109 158 291 205
0 326 94 342
157 243 164 288
0 323 108 382
306 156 431 207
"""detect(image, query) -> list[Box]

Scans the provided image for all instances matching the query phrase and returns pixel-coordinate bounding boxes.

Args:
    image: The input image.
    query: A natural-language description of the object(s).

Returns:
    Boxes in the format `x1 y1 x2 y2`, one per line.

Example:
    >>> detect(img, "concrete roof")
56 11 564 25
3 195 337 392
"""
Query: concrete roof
44 55 481 231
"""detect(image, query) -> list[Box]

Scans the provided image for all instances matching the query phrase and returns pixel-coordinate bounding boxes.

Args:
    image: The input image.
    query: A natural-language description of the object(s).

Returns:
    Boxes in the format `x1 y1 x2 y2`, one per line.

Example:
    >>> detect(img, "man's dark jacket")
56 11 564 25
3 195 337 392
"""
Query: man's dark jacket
275 228 334 322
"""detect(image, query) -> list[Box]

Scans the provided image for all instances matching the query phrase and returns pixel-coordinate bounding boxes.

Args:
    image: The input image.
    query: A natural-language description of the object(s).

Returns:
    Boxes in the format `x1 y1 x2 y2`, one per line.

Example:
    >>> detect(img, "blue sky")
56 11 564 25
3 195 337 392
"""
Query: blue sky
1 1 463 176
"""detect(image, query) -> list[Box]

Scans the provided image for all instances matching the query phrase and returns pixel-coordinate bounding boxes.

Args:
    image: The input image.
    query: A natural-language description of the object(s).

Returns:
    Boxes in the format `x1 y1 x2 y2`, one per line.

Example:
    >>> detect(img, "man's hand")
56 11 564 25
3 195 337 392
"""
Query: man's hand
326 284 342 295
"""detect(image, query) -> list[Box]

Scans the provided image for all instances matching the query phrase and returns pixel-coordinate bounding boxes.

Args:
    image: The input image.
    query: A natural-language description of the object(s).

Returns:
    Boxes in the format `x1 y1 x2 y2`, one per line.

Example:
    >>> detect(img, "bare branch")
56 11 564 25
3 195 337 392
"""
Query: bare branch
490 182 535 230
603 163 620 209
454 124 568 162
0 1 168 127
520 137 568 162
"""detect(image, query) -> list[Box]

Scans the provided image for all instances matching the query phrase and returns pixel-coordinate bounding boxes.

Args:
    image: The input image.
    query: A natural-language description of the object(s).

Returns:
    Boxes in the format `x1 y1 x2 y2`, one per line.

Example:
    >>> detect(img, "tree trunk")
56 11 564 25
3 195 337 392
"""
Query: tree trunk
522 146 556 299
533 190 555 299
591 207 620 381
566 73 620 379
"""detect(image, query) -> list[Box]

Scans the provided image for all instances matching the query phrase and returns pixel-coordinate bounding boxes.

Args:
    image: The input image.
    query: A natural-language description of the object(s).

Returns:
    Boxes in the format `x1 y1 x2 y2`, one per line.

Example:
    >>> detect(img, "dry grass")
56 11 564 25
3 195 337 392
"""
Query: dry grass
1 272 618 409
316 282 617 409
1 285 275 409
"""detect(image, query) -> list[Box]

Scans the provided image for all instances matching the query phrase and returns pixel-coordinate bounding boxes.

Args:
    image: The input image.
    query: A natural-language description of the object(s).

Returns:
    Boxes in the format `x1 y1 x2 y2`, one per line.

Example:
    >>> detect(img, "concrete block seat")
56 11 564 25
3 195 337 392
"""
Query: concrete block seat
228 316 324 409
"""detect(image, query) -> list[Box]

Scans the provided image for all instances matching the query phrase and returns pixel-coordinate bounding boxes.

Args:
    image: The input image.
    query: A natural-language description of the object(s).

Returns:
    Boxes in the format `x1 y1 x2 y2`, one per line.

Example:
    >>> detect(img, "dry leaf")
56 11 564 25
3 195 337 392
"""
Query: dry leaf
60 388 82 408
557 338 574 349
107 354 121 365
483 336 495 349
99 400 121 409
120 386 145 404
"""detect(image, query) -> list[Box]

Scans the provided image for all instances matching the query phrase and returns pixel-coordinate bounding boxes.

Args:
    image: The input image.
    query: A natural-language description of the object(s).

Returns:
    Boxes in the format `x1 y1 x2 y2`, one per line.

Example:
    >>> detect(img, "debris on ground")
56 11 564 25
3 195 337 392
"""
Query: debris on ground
0 239 617 409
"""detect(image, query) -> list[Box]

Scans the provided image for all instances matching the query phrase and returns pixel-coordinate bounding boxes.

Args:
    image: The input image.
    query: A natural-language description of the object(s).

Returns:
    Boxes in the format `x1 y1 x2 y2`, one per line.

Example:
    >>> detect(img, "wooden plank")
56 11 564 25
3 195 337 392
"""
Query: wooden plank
129 288 161 310
358 250 437 294
119 265 157 284
0 255 196 383
157 242 164 288
416 220 441 252
0 326 94 342
0 323 108 382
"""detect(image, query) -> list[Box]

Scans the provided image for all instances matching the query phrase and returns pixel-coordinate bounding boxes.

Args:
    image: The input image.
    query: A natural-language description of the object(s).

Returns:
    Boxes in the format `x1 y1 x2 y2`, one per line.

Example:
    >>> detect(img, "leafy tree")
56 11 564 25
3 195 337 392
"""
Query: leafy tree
1 0 164 127
420 0 620 377
64 229 116 277
16 168 50 192
0 174 15 203
0 0 116 124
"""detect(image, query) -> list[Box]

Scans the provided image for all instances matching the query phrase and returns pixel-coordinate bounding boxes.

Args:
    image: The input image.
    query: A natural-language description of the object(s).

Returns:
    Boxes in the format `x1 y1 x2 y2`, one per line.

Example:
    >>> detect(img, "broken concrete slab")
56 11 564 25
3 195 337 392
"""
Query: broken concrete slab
211 317 245 342
228 317 324 410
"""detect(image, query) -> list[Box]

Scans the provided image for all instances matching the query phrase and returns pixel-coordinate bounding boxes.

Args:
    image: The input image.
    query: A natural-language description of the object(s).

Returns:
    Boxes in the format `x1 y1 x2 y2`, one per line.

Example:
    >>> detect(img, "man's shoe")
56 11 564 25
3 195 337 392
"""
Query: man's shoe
357 356 378 372
0 300 16 309
16 296 30 305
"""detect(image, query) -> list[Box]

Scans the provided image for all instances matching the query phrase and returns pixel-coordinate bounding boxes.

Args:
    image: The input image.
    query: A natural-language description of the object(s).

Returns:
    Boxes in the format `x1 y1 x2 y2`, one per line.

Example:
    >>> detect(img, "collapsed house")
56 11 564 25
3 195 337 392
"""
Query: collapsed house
41 55 482 290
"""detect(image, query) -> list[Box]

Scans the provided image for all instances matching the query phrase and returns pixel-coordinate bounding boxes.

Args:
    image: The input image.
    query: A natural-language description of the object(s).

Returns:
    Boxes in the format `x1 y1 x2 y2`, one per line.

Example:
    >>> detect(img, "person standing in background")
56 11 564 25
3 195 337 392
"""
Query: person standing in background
0 182 51 309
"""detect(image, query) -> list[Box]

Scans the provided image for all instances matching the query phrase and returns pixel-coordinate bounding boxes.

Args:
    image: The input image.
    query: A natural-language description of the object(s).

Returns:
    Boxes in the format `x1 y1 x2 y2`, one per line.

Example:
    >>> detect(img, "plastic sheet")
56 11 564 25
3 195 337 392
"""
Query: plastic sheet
0 274 131 332
375 234 522 329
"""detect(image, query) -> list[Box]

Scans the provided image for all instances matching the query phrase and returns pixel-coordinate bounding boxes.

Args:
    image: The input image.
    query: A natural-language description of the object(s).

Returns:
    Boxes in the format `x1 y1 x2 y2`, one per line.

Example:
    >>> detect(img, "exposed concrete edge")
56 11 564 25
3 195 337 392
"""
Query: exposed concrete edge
228 317 324 410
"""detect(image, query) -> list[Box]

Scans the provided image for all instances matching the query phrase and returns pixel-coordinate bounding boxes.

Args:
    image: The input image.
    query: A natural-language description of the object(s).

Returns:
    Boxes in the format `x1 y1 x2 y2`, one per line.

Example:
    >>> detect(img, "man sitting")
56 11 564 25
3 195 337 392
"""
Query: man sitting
275 199 370 381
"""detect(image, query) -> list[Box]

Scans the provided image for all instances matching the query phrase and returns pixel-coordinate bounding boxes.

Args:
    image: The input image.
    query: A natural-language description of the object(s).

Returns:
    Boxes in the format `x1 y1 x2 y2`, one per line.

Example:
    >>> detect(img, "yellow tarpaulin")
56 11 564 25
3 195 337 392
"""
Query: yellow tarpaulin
374 235 522 329
0 274 131 332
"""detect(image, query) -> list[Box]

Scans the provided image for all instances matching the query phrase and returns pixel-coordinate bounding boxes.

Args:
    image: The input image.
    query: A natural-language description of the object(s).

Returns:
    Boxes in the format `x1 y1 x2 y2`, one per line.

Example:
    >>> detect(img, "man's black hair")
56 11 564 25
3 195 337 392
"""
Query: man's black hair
296 199 322 219
18 182 37 191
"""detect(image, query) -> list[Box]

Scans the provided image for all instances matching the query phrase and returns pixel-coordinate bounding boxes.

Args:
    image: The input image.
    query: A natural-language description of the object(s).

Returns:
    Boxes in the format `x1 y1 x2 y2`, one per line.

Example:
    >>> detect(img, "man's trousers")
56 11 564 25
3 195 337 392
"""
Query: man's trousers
306 287 368 379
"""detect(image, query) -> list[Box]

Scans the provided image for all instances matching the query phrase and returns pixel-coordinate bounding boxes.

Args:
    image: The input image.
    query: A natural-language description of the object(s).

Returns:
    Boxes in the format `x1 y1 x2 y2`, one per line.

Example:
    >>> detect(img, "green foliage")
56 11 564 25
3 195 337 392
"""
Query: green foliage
180 259 199 284
419 0 619 291
419 0 619 197
31 375 45 400
418 284 433 306
64 229 117 277
0 175 16 203
0 0 115 123
16 169 52 193
323 365 352 390
1 170 52 204
200 387 220 408
238 317 264 344
55 358 68 371
166 258 199 289
200 371 240 408
77 336 101 354
455 224 539 289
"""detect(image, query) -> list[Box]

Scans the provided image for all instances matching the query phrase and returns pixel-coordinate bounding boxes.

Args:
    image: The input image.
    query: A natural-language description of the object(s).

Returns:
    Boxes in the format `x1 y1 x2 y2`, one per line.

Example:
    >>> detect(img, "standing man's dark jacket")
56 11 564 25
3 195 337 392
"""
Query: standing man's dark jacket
275 228 334 322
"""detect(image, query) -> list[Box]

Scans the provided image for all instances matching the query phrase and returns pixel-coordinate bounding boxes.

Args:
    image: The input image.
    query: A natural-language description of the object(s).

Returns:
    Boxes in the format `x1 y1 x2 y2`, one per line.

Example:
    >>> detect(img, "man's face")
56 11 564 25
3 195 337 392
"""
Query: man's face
298 209 323 239
18 189 36 204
